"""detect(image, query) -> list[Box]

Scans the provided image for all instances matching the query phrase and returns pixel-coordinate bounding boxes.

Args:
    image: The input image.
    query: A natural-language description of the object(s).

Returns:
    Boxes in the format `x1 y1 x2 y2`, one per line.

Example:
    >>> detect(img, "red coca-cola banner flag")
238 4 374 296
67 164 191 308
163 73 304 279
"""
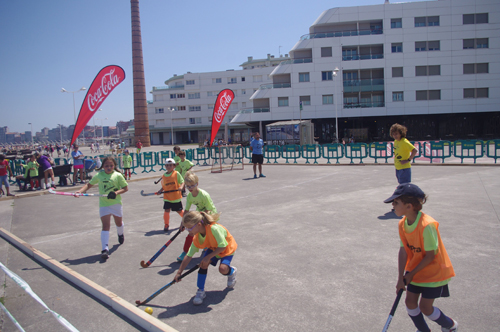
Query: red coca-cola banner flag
70 65 126 145
210 89 234 146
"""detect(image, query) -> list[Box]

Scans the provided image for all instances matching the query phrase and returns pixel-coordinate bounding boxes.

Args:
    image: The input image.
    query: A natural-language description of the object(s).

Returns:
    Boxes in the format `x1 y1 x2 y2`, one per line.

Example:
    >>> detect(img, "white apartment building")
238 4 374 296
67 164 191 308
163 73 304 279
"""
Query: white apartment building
148 0 499 144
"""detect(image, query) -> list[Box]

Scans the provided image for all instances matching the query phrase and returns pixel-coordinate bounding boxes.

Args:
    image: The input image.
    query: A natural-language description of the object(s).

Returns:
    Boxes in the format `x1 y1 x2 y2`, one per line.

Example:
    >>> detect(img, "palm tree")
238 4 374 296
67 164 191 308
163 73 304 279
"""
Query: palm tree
130 0 150 146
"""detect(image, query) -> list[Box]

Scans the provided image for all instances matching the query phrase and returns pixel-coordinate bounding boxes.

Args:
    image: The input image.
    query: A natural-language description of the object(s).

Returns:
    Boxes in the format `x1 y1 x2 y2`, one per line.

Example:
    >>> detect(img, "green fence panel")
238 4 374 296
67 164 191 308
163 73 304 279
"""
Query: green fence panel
369 142 393 163
54 158 70 165
228 145 244 164
210 146 232 165
139 152 157 173
157 151 173 171
8 159 23 184
186 149 194 162
301 144 322 164
192 148 210 166
486 140 500 163
321 144 344 164
264 145 280 164
453 140 484 163
281 145 301 164
409 141 422 160
345 143 369 164
243 146 253 163
423 141 452 163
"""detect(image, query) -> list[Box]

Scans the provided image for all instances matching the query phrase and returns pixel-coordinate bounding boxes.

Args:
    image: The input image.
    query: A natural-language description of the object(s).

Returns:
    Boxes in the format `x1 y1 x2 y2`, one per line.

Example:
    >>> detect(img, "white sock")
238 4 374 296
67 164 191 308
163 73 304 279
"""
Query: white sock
101 231 109 251
117 222 124 236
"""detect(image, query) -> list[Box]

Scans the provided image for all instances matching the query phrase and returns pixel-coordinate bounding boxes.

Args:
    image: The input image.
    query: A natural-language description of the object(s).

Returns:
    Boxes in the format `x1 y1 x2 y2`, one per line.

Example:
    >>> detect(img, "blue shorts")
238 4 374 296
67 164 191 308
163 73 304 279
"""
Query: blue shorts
407 283 450 299
0 175 9 188
396 168 412 184
202 248 234 267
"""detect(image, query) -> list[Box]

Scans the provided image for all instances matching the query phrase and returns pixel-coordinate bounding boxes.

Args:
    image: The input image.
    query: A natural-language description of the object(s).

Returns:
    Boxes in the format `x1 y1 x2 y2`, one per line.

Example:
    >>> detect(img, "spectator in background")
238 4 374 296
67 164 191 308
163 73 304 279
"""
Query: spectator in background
71 145 85 184
249 132 265 179
0 154 15 196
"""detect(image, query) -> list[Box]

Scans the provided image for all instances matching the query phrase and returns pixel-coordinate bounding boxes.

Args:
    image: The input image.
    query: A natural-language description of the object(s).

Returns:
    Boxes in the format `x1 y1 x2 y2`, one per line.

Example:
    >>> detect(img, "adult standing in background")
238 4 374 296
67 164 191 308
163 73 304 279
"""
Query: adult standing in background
249 132 265 179
71 145 85 184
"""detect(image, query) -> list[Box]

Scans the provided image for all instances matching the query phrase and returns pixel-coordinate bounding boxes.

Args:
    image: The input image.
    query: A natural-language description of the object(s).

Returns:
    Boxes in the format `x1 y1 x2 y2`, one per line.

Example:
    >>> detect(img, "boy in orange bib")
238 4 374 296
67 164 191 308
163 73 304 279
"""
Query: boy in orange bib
384 183 458 332
175 211 237 306
157 158 184 232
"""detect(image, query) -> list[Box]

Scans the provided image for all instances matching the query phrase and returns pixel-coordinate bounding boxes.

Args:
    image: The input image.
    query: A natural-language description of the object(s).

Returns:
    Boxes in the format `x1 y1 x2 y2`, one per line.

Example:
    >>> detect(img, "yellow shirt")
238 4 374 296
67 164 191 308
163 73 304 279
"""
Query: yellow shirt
393 138 415 170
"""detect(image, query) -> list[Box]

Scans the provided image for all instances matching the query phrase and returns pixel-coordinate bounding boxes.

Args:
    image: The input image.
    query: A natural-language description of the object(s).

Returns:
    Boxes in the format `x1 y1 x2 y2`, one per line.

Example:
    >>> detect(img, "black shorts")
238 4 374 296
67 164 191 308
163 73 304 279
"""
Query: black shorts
407 283 450 299
163 201 183 211
252 154 264 164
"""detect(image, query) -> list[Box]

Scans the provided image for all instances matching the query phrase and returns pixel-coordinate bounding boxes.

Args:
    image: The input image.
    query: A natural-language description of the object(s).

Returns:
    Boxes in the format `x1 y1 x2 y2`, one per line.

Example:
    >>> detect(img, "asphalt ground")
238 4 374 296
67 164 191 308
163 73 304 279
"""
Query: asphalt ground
1 145 499 331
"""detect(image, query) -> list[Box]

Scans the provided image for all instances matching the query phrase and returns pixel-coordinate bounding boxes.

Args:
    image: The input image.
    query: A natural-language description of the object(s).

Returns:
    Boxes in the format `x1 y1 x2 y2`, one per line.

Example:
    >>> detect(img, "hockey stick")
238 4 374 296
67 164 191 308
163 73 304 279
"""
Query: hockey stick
140 229 182 268
382 278 407 332
48 188 106 197
135 264 200 306
154 177 162 184
140 189 180 196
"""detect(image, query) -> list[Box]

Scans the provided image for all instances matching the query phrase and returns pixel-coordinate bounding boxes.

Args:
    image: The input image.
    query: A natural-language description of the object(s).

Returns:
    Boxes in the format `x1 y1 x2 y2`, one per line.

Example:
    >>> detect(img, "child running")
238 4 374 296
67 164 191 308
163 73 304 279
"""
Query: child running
157 158 184 232
178 150 194 197
75 157 128 260
175 211 237 306
384 183 458 332
122 149 132 180
177 171 217 262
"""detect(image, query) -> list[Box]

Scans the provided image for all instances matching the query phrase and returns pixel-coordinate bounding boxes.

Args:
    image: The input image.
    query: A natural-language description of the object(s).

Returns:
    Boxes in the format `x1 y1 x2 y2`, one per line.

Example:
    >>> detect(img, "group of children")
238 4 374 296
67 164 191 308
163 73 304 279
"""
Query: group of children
73 145 236 307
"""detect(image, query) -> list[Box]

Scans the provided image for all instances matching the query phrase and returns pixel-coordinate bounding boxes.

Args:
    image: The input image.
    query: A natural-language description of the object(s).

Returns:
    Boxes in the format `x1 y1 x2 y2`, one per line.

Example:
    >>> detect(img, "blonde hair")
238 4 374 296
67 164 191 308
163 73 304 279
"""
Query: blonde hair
184 171 198 185
182 211 220 228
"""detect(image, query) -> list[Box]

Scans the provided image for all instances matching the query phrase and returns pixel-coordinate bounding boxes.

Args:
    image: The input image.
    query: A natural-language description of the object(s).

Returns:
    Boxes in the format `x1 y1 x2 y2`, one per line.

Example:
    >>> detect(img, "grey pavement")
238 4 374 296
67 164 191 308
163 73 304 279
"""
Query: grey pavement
1 155 499 331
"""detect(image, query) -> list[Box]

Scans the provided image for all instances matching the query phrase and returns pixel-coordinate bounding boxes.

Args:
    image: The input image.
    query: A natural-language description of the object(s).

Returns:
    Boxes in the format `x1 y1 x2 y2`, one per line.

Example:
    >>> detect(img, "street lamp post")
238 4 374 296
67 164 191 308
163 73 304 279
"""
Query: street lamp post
97 117 108 145
333 67 340 143
28 122 33 146
169 107 175 145
61 87 86 144
58 124 63 145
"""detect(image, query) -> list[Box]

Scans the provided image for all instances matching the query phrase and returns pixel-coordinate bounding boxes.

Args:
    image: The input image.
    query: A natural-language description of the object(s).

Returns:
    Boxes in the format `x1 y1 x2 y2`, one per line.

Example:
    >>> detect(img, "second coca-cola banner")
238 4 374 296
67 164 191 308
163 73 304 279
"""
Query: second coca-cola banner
210 89 234 146
70 65 126 145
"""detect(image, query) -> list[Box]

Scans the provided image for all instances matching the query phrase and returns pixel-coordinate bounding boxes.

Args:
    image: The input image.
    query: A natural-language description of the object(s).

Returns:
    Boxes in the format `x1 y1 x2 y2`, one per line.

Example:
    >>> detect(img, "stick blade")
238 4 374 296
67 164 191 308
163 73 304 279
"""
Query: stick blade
140 260 150 268
135 300 143 306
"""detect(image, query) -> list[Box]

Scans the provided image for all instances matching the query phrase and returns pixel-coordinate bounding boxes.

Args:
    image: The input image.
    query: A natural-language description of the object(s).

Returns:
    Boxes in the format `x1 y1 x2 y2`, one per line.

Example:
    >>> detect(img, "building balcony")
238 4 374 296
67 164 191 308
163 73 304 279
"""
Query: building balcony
342 54 384 61
343 79 384 93
238 107 270 114
344 102 385 108
152 85 184 91
300 29 382 40
259 83 292 89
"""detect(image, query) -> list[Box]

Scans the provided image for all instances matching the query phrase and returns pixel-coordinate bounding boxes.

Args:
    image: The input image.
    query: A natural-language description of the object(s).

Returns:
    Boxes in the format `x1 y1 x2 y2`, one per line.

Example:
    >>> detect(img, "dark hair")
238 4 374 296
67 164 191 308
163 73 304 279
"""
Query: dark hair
398 194 427 212
178 150 186 157
390 123 408 139
0 154 4 161
98 157 122 173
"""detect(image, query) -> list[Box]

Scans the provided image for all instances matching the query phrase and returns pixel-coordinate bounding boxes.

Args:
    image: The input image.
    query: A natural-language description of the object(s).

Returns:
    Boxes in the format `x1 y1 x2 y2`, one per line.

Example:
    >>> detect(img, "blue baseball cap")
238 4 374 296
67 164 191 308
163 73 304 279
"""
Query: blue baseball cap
384 183 425 203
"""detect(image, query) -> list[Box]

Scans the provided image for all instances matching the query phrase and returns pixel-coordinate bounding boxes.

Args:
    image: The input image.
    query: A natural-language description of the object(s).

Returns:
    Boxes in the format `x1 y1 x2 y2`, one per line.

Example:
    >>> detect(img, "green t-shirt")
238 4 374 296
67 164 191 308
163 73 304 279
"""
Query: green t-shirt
89 170 128 207
179 159 194 177
174 155 181 173
187 224 228 257
123 154 132 168
27 161 39 177
185 188 217 213
400 211 450 287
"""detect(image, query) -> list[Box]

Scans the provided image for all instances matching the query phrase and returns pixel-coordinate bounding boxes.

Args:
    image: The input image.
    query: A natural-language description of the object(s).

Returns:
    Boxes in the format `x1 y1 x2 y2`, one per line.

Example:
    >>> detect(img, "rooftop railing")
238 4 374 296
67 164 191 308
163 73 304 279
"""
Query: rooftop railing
152 85 185 91
278 58 313 65
300 29 382 40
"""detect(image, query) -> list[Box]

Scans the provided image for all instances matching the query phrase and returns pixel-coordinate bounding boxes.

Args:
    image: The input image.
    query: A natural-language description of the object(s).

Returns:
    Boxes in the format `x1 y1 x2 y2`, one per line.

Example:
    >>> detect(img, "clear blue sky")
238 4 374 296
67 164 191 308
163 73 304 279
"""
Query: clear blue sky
0 0 427 134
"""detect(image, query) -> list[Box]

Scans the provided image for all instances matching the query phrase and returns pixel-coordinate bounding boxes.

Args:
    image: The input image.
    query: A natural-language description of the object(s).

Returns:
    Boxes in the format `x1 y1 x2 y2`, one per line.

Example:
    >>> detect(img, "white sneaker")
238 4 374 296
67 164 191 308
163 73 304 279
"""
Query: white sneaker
227 267 237 288
193 289 206 305
441 319 458 332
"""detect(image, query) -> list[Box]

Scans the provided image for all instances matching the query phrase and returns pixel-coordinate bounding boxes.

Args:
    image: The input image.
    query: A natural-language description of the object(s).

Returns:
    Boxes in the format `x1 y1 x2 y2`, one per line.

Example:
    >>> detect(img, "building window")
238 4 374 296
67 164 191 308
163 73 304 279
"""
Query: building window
415 16 439 27
188 92 200 99
464 88 489 98
213 78 222 83
392 67 403 78
321 47 333 57
170 94 176 99
322 95 333 105
322 71 333 81
300 96 311 106
463 38 489 49
155 108 164 114
207 91 213 97
241 77 245 82
299 72 310 82
189 118 195 124
178 106 186 111
391 43 403 53
463 63 489 74
463 13 488 24
186 80 195 85
392 92 404 101
415 65 440 76
278 97 289 107
228 77 237 84
253 75 262 82
177 93 185 99
189 106 201 112
416 90 441 100
391 18 402 28
415 41 440 52
242 89 246 95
